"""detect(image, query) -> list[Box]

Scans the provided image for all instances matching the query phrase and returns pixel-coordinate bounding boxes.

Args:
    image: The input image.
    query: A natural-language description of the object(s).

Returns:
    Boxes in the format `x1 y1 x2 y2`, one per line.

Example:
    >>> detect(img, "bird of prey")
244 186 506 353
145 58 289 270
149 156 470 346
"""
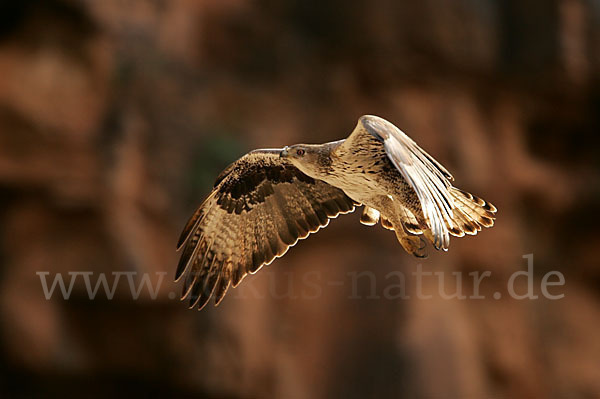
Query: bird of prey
176 115 497 309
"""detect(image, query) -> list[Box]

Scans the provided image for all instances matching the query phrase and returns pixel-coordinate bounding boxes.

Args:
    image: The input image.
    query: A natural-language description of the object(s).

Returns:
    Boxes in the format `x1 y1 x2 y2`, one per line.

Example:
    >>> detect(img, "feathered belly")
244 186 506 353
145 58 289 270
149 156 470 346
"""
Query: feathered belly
323 169 385 205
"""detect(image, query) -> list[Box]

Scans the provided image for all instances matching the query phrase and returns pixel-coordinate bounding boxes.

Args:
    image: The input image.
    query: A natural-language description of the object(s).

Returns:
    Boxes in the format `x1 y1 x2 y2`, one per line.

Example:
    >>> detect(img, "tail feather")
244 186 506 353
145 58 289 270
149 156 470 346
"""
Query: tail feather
454 210 479 235
455 189 497 216
447 187 497 236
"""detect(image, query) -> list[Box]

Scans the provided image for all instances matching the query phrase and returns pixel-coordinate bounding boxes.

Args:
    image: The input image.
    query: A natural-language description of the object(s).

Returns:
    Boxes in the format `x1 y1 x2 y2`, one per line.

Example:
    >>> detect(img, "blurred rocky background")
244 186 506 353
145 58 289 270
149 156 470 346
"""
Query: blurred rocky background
0 0 599 397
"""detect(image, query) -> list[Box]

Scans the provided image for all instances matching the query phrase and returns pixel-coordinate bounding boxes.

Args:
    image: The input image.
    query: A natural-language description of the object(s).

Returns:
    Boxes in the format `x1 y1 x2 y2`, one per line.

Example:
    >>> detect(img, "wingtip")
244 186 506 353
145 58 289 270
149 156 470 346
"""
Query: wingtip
196 295 211 311
176 224 196 252
174 258 188 282
174 271 185 283
176 234 188 251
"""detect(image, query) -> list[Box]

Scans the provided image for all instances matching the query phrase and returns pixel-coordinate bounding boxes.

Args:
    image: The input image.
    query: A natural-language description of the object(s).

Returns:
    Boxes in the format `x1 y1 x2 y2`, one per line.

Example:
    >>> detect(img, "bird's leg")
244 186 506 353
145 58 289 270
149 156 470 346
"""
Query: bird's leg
387 201 428 258
372 199 427 258
422 229 436 248
392 223 428 258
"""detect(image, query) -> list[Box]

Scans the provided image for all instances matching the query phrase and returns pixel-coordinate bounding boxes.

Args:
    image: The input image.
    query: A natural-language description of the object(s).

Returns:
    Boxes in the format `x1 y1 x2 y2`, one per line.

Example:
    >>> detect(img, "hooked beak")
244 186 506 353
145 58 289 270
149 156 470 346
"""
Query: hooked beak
280 146 289 158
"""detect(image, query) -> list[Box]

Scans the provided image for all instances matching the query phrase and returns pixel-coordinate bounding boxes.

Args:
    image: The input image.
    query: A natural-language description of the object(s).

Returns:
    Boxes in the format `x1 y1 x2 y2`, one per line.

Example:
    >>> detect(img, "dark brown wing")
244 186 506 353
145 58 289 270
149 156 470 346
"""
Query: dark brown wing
354 115 455 250
176 149 356 310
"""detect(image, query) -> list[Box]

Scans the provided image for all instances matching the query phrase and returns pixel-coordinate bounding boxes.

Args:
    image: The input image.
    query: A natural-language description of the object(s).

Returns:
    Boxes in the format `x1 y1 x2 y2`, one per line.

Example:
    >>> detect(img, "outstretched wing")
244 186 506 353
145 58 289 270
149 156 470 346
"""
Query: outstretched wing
355 115 455 250
176 149 356 310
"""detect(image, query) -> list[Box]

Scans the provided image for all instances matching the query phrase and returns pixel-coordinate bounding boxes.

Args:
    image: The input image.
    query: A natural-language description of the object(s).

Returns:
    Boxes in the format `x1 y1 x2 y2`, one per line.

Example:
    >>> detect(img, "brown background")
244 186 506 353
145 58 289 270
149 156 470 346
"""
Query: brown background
0 0 599 398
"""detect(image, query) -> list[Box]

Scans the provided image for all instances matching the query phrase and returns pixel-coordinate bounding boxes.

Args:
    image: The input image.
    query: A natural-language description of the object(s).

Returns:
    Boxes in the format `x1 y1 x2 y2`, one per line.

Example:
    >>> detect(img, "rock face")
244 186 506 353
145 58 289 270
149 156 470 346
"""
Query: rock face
0 1 599 397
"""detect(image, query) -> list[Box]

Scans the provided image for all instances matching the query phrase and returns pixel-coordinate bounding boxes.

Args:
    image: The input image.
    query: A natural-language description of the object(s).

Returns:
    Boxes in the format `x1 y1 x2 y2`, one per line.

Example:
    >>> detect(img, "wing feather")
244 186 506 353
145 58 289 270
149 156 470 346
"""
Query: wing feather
358 115 455 250
177 149 356 309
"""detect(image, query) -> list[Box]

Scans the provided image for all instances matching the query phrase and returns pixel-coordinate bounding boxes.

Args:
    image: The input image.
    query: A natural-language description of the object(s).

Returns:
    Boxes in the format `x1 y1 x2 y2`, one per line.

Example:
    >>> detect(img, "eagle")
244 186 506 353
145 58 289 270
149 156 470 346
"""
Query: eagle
176 115 497 310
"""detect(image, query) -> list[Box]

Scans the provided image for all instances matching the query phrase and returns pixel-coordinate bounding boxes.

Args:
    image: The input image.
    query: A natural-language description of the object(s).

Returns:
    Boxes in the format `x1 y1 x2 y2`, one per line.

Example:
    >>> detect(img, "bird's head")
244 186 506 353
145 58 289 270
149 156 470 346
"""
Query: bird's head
280 142 340 178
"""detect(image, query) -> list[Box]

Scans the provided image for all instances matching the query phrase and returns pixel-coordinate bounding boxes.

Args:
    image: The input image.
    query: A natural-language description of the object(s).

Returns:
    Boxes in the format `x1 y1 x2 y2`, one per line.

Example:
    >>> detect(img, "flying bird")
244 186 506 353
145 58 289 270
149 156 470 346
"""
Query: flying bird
176 115 497 309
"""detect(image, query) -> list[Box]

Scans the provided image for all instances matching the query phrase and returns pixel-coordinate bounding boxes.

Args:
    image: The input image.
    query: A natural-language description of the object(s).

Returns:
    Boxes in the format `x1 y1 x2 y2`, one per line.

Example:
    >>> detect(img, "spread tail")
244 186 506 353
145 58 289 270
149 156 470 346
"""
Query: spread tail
447 188 497 237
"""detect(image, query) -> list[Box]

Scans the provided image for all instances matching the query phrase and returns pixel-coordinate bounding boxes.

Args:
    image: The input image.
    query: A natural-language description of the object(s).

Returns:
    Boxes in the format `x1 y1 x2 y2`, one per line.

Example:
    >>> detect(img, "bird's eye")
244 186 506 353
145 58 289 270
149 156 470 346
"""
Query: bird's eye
296 149 305 156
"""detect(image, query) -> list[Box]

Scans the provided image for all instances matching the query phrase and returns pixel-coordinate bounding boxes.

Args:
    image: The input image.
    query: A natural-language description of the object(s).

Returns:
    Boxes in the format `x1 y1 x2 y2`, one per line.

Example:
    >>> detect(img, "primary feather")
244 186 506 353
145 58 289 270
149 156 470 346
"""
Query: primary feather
177 149 356 310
